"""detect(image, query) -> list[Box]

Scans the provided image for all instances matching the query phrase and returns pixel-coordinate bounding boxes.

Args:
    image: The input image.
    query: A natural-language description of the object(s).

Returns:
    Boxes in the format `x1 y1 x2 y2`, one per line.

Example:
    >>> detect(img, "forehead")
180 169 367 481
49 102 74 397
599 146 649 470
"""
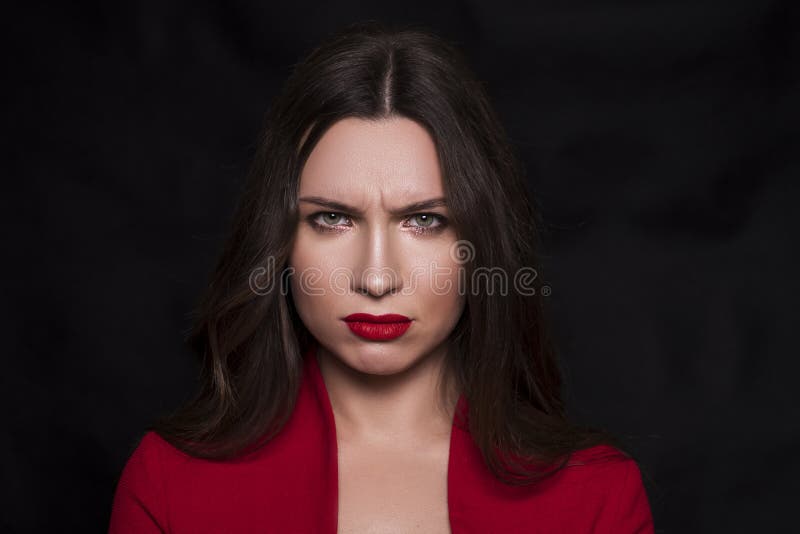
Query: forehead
299 116 444 199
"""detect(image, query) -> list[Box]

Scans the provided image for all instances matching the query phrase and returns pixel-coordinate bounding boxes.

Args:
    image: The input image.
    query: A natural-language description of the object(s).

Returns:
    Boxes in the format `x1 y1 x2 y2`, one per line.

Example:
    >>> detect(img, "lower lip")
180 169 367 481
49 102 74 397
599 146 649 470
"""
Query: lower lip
344 321 412 341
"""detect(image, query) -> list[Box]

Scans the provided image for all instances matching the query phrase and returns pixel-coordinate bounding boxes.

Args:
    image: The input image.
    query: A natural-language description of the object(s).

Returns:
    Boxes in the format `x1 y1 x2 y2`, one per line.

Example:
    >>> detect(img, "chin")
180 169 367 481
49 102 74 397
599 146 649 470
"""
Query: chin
354 361 408 376
340 342 420 375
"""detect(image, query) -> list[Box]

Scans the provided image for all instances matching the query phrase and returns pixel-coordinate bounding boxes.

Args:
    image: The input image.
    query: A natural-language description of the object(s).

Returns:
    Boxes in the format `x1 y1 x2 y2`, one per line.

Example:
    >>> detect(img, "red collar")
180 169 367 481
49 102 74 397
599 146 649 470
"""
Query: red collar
120 340 651 533
297 340 632 533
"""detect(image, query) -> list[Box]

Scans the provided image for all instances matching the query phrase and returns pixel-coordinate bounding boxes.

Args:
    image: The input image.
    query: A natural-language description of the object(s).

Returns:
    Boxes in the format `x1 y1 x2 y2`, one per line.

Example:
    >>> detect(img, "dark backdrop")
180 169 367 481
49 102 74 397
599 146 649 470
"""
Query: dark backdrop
6 1 798 532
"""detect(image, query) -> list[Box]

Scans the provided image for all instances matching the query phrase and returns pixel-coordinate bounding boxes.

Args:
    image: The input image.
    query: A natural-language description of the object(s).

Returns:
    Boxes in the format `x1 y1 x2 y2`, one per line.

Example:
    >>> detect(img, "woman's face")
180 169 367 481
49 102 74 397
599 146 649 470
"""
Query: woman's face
289 116 465 375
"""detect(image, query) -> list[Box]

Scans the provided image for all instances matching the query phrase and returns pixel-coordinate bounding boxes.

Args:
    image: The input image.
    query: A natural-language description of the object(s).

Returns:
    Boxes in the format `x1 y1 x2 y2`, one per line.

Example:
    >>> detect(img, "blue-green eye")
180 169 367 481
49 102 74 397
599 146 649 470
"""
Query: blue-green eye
307 211 448 235
406 213 444 230
320 212 346 225
308 212 352 232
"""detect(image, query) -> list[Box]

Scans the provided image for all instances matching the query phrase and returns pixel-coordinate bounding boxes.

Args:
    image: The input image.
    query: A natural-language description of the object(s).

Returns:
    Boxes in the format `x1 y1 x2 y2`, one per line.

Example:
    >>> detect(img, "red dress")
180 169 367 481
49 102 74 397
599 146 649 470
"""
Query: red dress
109 341 655 533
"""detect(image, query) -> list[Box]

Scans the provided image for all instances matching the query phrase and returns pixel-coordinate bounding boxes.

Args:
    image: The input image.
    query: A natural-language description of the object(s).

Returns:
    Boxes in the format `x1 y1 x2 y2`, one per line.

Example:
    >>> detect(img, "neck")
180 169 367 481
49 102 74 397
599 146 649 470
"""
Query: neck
315 340 459 449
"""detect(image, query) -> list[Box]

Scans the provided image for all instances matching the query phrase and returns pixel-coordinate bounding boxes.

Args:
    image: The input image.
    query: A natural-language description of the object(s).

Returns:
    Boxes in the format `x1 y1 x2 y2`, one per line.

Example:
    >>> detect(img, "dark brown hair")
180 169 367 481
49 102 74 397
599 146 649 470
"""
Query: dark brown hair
150 20 626 485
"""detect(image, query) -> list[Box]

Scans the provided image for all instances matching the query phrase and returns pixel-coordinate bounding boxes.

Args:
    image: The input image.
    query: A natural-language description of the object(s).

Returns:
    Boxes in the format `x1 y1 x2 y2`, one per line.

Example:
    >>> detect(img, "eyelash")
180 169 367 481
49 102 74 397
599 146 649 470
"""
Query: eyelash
307 212 449 236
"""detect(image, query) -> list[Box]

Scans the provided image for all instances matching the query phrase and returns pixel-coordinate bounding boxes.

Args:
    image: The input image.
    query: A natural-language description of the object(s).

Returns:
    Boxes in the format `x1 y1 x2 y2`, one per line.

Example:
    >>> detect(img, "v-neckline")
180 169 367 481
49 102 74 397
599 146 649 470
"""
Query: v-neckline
304 340 468 534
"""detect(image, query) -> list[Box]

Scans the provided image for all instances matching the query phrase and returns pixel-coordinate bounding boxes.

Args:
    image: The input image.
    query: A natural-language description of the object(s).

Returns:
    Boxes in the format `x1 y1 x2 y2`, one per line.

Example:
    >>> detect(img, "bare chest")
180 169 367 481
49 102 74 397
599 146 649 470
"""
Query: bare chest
336 440 452 534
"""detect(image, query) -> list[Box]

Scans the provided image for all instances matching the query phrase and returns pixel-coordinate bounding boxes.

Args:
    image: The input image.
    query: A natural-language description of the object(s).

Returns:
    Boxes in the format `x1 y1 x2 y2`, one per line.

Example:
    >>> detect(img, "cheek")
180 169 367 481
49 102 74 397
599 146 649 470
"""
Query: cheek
290 226 348 274
411 249 465 313
288 230 344 324
290 228 326 282
288 232 323 320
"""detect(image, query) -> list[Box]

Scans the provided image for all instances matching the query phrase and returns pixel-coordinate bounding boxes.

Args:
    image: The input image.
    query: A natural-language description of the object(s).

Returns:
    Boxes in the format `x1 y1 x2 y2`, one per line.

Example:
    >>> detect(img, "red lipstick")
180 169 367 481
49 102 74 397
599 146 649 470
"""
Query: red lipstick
343 313 412 341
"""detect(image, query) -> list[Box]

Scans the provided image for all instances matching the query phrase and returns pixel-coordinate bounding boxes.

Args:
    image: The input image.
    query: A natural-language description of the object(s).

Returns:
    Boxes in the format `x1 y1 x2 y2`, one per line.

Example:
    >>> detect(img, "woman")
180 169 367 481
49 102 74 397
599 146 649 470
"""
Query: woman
109 21 655 533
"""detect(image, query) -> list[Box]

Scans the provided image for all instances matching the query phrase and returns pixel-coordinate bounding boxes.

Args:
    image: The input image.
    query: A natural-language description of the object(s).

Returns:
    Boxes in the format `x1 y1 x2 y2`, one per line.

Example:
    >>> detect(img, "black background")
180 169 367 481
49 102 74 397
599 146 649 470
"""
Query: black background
5 1 799 532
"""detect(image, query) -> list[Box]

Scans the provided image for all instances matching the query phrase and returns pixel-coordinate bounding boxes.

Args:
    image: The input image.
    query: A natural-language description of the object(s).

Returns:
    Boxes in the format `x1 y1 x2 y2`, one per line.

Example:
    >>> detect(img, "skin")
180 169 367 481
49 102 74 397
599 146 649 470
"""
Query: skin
288 116 465 532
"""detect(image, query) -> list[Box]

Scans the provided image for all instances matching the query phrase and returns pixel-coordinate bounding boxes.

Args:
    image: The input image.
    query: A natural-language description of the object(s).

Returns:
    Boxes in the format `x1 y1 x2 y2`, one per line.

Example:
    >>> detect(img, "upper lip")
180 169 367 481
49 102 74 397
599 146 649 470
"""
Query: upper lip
343 313 411 323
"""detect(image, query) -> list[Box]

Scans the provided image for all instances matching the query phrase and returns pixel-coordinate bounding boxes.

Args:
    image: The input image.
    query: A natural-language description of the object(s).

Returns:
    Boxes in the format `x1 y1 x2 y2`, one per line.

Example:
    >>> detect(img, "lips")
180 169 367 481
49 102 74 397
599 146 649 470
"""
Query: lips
343 313 412 341
344 313 411 323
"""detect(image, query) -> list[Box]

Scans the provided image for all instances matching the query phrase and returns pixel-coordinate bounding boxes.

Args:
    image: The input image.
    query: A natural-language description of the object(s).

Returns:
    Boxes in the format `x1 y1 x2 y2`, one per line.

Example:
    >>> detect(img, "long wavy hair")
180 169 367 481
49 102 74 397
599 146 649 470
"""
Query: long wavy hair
149 20 626 485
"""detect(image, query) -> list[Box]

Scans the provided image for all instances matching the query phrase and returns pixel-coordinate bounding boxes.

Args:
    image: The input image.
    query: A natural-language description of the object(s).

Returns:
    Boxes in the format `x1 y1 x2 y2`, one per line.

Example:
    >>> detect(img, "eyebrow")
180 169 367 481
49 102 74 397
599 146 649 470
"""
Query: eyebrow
298 196 448 217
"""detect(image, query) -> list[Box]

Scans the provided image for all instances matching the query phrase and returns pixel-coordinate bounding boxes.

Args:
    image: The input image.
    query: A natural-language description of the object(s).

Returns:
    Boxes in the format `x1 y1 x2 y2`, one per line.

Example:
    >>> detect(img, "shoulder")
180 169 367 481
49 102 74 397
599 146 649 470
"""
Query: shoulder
557 444 655 533
116 431 169 487
108 431 175 533
117 431 184 480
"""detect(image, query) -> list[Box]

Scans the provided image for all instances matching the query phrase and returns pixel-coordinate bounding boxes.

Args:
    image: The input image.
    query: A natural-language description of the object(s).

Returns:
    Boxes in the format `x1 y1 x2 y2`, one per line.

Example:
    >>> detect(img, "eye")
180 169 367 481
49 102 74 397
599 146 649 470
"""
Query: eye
308 212 352 233
404 213 448 235
306 211 448 235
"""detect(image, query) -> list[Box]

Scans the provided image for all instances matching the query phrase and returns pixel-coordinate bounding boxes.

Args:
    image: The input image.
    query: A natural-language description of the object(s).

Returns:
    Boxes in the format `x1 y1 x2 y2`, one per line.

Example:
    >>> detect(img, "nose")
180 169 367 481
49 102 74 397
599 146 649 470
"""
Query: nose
353 224 403 298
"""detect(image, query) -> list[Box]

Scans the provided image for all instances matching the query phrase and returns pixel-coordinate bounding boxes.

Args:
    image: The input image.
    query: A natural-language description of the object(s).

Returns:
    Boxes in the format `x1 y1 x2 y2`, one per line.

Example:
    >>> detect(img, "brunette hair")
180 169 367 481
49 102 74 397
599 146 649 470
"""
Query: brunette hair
150 20 626 485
